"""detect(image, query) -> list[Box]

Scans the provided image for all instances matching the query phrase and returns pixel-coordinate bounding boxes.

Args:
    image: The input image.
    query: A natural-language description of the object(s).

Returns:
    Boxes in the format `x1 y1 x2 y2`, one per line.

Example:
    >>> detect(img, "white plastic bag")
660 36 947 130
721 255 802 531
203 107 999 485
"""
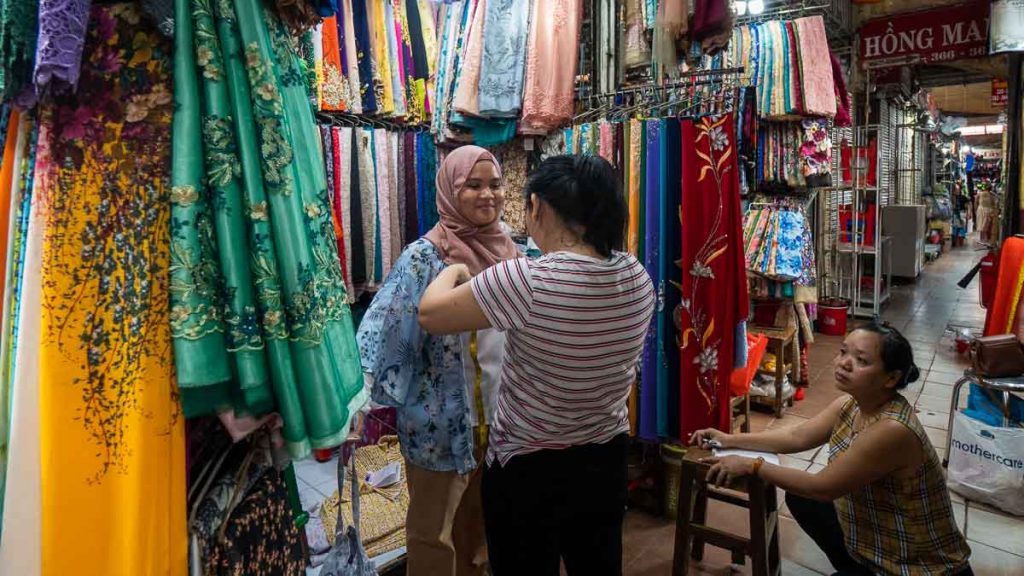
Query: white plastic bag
947 410 1024 516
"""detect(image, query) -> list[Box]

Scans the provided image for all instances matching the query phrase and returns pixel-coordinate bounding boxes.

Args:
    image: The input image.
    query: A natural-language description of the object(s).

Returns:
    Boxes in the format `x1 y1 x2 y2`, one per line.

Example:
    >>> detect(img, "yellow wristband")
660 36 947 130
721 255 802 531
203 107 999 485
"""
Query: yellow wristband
751 456 765 477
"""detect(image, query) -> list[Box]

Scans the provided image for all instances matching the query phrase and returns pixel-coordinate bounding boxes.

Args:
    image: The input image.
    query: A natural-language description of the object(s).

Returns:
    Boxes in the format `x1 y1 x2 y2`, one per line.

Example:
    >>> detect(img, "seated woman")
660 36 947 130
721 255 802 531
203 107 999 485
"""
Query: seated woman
692 323 972 576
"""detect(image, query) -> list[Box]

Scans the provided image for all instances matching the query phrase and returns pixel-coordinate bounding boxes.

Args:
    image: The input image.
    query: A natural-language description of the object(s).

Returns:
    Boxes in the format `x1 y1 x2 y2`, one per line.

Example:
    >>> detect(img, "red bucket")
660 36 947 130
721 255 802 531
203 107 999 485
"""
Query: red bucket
817 299 849 336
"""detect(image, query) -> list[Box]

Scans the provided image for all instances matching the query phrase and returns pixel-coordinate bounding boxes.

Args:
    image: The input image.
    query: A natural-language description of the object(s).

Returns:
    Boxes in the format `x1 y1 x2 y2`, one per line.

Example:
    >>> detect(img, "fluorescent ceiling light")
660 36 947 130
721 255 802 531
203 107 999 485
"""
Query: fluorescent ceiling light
957 124 1005 136
748 0 765 14
732 1 748 15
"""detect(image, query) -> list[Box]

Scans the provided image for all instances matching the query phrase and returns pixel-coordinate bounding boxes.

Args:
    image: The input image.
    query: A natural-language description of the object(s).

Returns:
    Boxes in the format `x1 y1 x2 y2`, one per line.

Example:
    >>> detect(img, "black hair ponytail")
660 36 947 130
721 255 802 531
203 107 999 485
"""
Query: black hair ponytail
524 155 626 257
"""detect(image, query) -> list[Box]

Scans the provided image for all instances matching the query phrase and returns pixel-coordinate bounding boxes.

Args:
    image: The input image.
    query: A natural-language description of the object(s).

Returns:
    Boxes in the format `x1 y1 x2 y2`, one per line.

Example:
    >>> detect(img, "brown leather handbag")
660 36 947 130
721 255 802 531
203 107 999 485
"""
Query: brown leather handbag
971 335 1024 378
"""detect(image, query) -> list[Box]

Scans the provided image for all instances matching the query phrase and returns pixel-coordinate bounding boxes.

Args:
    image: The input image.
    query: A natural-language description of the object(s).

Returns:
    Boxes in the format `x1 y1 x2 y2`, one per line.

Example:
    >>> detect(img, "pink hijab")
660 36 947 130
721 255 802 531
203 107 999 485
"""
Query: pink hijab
424 145 518 275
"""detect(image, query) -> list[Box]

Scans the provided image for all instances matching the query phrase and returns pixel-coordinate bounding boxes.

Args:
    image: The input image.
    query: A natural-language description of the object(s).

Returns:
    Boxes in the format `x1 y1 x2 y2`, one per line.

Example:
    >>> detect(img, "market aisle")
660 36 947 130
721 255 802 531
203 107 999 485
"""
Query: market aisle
621 244 1024 575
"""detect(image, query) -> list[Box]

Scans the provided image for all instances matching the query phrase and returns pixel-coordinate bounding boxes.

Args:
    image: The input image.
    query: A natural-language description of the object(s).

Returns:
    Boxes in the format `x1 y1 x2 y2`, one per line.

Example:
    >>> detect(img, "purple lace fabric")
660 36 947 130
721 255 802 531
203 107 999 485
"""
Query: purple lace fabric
33 0 92 97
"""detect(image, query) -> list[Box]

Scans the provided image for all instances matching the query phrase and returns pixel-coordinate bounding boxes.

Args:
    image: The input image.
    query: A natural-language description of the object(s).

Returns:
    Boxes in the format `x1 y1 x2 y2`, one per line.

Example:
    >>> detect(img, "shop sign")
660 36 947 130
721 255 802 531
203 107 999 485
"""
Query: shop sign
990 0 1024 54
858 1 990 68
992 79 1008 108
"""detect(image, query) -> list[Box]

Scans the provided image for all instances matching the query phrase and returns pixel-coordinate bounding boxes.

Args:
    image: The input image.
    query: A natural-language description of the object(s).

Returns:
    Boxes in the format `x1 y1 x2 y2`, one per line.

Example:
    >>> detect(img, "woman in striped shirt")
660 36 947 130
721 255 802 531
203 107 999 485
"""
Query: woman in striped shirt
420 155 655 576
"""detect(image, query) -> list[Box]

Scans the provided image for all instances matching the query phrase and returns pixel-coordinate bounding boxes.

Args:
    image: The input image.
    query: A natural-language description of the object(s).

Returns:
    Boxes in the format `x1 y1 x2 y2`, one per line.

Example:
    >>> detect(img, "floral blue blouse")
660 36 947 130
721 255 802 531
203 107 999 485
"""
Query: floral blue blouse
357 239 478 474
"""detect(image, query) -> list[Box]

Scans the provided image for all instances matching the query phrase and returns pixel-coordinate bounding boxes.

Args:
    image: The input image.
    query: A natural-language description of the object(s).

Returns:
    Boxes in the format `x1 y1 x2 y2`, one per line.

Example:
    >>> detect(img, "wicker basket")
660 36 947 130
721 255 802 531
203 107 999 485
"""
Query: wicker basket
320 436 408 558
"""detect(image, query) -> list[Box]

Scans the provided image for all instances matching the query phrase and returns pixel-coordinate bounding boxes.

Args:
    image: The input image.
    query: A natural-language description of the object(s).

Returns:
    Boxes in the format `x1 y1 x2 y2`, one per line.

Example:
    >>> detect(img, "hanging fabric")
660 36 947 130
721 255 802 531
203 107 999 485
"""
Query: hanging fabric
639 119 661 440
661 119 683 438
624 0 651 69
170 0 366 458
0 110 38 573
30 4 186 574
518 0 583 135
478 0 530 118
0 0 37 104
793 15 836 118
677 114 749 440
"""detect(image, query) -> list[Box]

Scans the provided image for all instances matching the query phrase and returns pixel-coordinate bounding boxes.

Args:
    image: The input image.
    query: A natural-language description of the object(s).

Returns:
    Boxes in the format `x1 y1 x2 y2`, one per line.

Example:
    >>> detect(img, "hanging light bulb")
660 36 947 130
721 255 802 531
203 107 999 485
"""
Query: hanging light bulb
732 1 748 16
748 0 765 14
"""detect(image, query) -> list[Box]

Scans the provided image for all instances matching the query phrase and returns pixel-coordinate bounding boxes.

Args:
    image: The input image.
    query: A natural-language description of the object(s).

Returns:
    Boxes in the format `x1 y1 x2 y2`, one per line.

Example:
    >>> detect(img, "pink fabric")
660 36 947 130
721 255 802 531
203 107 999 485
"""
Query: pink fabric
519 0 583 135
795 15 836 117
454 0 486 117
374 129 394 276
691 0 729 42
830 50 851 127
424 145 519 275
599 122 614 164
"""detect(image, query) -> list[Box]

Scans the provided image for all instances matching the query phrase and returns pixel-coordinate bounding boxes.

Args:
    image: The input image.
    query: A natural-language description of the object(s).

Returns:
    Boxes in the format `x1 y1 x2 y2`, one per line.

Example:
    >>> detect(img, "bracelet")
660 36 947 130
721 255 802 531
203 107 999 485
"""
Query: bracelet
751 456 765 477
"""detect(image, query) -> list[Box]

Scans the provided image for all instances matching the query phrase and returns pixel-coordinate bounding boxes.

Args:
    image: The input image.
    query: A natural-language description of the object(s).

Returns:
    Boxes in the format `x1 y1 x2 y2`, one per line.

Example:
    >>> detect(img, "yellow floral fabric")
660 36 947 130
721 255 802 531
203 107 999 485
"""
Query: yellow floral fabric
37 4 185 575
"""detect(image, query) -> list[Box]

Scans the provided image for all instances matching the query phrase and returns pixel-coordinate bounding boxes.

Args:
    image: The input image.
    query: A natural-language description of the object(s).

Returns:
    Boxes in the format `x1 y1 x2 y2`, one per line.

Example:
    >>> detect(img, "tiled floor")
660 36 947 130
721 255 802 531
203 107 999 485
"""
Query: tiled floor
622 244 1024 575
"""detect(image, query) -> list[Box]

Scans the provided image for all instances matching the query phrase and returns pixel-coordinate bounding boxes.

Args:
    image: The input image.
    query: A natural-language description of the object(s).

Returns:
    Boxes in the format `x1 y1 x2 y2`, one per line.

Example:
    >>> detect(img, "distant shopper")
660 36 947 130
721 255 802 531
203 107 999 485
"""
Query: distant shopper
692 322 972 576
419 155 655 576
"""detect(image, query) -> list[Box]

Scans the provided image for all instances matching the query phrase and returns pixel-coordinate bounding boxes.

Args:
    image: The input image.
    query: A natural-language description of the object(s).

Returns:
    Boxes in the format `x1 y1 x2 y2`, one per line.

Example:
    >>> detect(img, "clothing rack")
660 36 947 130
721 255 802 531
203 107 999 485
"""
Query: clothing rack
736 1 830 24
571 68 746 123
748 191 819 209
587 66 745 101
315 111 429 131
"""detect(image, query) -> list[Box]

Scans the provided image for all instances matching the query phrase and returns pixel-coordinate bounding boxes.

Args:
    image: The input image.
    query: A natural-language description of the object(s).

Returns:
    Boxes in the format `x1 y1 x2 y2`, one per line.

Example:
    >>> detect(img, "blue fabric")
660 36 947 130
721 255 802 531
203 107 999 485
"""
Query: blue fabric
356 239 478 474
415 133 438 235
734 321 748 369
478 0 530 117
351 0 377 113
371 131 383 284
655 119 671 438
383 1 406 116
966 384 1024 428
640 119 660 440
774 209 806 280
310 0 336 17
451 113 517 146
663 119 682 437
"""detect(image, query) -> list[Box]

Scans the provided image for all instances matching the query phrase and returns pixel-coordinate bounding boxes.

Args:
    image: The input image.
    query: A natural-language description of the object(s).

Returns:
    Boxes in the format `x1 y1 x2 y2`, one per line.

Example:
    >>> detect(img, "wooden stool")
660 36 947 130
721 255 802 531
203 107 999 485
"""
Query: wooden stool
750 324 797 418
672 448 780 576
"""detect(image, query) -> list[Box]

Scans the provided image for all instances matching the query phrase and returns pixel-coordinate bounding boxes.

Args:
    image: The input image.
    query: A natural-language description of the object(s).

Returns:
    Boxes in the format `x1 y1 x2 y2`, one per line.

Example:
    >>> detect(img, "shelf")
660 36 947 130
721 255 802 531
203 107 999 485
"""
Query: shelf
757 364 793 377
859 289 891 306
835 236 892 255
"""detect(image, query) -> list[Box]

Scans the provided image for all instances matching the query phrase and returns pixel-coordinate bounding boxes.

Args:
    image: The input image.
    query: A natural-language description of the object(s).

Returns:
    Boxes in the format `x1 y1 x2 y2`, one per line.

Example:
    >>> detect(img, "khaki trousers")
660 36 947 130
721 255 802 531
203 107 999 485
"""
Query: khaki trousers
405 459 488 576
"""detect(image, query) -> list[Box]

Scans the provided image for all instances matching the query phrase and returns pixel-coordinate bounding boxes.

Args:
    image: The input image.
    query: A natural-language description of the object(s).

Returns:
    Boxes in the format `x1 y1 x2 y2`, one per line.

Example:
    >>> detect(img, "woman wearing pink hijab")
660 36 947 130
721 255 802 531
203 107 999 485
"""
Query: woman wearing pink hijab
357 145 518 576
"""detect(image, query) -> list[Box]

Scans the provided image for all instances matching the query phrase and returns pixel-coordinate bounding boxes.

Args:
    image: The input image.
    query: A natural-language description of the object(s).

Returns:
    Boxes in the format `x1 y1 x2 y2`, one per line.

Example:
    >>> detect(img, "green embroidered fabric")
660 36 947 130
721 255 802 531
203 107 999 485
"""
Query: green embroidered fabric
171 0 365 458
0 0 38 99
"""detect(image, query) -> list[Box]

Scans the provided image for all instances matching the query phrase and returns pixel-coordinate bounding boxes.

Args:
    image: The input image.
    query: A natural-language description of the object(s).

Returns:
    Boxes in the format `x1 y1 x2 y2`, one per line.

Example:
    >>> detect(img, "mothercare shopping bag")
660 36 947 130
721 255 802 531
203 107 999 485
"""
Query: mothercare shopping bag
947 410 1024 516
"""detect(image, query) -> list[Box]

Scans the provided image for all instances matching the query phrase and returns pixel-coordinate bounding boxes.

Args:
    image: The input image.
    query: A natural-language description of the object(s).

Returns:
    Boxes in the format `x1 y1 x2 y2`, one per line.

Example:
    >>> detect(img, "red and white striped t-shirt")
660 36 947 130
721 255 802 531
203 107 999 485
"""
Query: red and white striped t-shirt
470 251 655 465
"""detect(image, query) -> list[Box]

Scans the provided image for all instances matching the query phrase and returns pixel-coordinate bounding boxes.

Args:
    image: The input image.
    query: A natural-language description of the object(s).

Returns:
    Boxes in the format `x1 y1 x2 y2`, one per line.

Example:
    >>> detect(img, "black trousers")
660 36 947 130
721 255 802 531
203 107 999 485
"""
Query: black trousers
786 492 975 576
482 434 629 576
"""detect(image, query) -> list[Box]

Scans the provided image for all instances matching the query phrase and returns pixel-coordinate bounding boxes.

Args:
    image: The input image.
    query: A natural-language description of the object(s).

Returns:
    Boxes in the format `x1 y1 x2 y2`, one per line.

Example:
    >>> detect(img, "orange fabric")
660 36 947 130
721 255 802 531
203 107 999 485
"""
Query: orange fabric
0 109 20 291
320 17 347 111
730 332 768 397
983 236 1024 337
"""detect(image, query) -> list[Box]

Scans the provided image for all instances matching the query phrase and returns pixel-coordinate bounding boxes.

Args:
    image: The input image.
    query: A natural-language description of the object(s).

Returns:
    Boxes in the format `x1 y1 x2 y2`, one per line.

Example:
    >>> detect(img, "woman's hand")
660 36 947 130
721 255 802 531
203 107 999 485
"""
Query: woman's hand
347 410 366 442
419 263 492 335
699 455 757 488
445 263 472 286
688 428 732 449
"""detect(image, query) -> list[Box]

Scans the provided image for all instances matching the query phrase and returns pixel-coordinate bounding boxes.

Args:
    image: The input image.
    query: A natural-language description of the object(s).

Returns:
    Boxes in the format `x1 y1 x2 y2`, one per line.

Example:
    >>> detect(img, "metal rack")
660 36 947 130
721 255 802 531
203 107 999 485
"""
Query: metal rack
819 65 896 318
735 0 853 42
